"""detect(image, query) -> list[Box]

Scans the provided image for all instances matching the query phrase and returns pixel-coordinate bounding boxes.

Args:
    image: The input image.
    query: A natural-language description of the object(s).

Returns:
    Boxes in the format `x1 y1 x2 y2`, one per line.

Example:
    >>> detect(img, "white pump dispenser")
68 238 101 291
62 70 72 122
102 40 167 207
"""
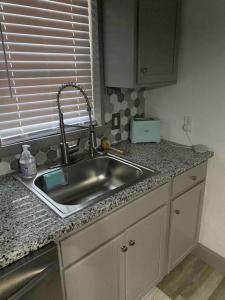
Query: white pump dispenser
19 145 37 178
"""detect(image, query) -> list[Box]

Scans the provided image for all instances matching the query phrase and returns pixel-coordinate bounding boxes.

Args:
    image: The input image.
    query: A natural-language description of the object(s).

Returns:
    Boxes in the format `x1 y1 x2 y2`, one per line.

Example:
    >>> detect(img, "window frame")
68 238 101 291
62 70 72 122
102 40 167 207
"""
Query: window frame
0 0 104 153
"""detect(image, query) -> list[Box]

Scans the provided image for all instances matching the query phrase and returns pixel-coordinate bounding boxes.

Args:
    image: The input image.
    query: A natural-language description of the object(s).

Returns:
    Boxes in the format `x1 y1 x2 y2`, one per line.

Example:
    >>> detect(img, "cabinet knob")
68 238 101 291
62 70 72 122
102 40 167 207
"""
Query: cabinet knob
140 67 148 75
175 209 181 215
191 175 197 181
121 245 128 253
128 240 135 246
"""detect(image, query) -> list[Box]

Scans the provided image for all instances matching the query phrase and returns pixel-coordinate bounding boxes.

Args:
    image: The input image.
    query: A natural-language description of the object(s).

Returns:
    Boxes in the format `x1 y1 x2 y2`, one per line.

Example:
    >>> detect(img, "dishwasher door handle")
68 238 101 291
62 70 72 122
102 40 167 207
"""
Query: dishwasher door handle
8 263 57 300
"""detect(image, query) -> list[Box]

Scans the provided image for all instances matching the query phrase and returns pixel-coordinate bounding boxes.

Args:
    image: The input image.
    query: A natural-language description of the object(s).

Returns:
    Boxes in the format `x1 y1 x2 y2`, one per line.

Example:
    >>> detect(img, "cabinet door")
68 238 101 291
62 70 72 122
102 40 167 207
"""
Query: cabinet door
64 234 125 300
169 183 205 270
103 0 136 88
138 0 179 85
125 206 167 300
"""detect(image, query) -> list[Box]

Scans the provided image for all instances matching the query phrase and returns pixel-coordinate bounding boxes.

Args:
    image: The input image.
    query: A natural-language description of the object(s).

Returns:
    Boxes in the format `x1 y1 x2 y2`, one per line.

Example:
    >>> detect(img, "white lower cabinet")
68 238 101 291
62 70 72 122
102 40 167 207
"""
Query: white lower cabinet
168 182 205 270
64 234 125 300
63 205 167 300
126 206 167 300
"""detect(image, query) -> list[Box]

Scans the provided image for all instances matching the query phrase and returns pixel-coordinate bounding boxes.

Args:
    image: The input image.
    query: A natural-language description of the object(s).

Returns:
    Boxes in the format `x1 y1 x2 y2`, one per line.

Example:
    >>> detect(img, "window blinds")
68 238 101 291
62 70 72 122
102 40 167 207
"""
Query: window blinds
0 0 94 145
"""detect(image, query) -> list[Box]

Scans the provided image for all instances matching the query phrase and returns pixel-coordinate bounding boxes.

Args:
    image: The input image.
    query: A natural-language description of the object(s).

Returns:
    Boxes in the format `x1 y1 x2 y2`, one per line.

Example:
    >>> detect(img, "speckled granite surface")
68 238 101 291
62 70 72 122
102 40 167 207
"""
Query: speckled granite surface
0 140 213 269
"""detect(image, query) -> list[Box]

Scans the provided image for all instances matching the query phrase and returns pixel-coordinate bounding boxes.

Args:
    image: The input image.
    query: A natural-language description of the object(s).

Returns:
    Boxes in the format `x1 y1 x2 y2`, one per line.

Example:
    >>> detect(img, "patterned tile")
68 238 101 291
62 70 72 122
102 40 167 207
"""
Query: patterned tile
121 131 129 141
135 98 141 107
35 151 47 166
131 90 138 100
104 112 112 123
121 100 128 110
109 93 118 105
118 92 124 102
125 108 131 117
106 87 114 96
131 106 138 116
114 101 121 112
0 161 12 176
104 87 145 144
10 158 20 172
46 149 58 162
121 116 128 126
115 132 122 141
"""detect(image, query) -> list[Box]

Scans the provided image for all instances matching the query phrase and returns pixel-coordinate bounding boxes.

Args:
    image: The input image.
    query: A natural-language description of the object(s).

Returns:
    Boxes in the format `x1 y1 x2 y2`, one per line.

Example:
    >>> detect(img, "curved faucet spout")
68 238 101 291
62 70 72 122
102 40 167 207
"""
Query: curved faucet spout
56 82 97 165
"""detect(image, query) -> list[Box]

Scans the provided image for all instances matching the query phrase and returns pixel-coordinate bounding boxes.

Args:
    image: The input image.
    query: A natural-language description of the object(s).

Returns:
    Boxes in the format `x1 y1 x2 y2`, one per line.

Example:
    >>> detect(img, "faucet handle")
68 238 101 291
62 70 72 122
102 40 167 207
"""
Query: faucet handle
68 138 80 154
64 121 98 130
64 123 87 129
75 138 80 147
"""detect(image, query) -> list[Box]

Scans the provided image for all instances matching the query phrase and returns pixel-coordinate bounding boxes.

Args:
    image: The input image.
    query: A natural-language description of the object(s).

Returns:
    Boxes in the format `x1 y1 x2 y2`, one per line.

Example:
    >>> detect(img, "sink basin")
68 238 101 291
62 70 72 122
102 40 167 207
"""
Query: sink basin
18 154 157 218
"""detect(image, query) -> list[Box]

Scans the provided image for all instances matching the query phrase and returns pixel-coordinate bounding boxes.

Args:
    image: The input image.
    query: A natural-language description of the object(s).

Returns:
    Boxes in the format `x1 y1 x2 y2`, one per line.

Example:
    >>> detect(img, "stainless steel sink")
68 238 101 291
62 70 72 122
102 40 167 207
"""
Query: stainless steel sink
17 154 157 218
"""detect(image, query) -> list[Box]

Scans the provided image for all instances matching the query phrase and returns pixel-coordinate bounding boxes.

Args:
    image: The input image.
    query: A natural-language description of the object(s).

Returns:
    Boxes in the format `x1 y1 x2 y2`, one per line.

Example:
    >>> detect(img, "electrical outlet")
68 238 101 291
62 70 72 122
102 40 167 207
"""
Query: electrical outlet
183 116 192 133
112 113 120 130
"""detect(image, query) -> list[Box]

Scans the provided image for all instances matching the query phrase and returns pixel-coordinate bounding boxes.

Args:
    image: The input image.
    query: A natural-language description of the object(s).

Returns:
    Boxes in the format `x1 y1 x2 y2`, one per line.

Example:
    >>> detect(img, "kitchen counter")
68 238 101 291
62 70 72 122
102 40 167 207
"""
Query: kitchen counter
0 140 213 269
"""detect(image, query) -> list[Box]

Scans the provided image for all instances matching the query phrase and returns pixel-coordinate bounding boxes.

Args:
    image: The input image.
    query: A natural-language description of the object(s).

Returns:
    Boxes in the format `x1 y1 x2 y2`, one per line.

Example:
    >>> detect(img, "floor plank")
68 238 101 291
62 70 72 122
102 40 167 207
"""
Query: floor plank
142 287 171 300
180 264 217 298
182 269 224 300
158 254 225 300
208 277 225 300
174 296 185 300
158 255 207 299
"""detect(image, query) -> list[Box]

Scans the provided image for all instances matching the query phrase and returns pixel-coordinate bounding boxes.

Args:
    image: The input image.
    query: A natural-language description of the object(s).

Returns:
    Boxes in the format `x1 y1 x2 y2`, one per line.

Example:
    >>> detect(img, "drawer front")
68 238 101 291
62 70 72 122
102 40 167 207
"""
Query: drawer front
172 162 207 196
60 183 169 268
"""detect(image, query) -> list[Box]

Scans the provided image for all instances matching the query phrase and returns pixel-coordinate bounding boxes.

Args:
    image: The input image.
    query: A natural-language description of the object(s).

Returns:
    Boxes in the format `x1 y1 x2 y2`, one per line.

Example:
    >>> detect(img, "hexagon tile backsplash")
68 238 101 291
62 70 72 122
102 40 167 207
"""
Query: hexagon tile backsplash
0 88 145 175
104 87 145 143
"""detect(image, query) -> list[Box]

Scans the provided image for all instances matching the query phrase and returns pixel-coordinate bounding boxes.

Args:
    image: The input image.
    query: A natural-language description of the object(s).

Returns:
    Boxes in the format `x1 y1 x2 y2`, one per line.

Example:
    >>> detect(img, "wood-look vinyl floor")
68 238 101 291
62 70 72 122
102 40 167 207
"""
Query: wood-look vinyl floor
142 287 171 300
142 254 225 300
158 255 225 300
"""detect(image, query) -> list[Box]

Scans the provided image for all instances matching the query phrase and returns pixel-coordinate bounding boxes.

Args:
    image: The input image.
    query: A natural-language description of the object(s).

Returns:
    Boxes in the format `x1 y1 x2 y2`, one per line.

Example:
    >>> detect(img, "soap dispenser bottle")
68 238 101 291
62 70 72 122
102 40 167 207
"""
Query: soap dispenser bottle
19 145 37 178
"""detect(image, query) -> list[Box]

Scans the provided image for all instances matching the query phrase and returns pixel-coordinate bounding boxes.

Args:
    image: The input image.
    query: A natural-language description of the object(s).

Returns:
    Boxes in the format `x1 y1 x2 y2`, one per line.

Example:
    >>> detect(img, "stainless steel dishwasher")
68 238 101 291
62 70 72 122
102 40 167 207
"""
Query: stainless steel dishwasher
0 243 63 300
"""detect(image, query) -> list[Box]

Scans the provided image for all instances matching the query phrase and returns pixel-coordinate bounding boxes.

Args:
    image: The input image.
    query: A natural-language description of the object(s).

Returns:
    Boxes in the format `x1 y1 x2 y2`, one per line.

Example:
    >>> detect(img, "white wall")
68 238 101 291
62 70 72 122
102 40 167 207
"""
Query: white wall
145 0 225 257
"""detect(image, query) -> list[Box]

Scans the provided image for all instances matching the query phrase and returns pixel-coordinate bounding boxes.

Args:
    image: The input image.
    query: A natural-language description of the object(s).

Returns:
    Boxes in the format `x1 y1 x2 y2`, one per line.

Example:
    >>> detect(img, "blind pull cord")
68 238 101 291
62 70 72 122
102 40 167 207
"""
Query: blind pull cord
0 21 13 98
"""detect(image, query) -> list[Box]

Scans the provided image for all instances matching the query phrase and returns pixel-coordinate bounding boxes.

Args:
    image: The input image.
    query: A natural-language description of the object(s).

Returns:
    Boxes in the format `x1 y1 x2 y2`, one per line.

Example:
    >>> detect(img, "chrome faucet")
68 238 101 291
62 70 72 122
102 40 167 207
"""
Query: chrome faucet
56 82 97 165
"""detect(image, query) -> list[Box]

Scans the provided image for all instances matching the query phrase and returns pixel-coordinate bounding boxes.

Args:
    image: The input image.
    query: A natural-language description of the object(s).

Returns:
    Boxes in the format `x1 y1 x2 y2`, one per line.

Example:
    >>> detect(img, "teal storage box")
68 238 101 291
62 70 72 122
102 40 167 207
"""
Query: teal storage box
130 117 160 143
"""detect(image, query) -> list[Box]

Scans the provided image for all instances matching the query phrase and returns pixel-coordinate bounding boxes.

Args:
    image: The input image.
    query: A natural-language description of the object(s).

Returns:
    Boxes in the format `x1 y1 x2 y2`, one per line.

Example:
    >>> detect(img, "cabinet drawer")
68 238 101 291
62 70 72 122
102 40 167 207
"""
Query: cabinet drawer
60 183 169 268
172 162 207 196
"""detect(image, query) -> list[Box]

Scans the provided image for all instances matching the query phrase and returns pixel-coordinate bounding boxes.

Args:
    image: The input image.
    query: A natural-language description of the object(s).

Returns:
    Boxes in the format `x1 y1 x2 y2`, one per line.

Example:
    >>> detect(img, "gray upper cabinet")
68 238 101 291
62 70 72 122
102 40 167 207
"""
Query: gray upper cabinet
102 0 180 89
138 0 179 86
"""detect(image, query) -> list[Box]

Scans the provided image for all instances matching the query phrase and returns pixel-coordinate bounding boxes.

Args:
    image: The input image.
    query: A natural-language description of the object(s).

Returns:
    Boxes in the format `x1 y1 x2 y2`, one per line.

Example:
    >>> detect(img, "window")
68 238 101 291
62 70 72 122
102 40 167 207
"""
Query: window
0 0 99 145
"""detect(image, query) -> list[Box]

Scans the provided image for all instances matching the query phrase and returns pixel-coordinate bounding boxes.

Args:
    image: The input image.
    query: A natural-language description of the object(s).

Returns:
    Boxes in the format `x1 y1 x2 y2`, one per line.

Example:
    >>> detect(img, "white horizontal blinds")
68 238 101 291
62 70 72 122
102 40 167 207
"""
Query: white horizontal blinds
0 0 93 145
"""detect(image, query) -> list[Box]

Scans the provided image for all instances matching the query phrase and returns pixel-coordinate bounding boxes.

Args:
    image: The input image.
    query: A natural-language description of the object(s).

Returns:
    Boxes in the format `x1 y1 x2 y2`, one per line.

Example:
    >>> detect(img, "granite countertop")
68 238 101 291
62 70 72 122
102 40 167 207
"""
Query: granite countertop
0 140 213 269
